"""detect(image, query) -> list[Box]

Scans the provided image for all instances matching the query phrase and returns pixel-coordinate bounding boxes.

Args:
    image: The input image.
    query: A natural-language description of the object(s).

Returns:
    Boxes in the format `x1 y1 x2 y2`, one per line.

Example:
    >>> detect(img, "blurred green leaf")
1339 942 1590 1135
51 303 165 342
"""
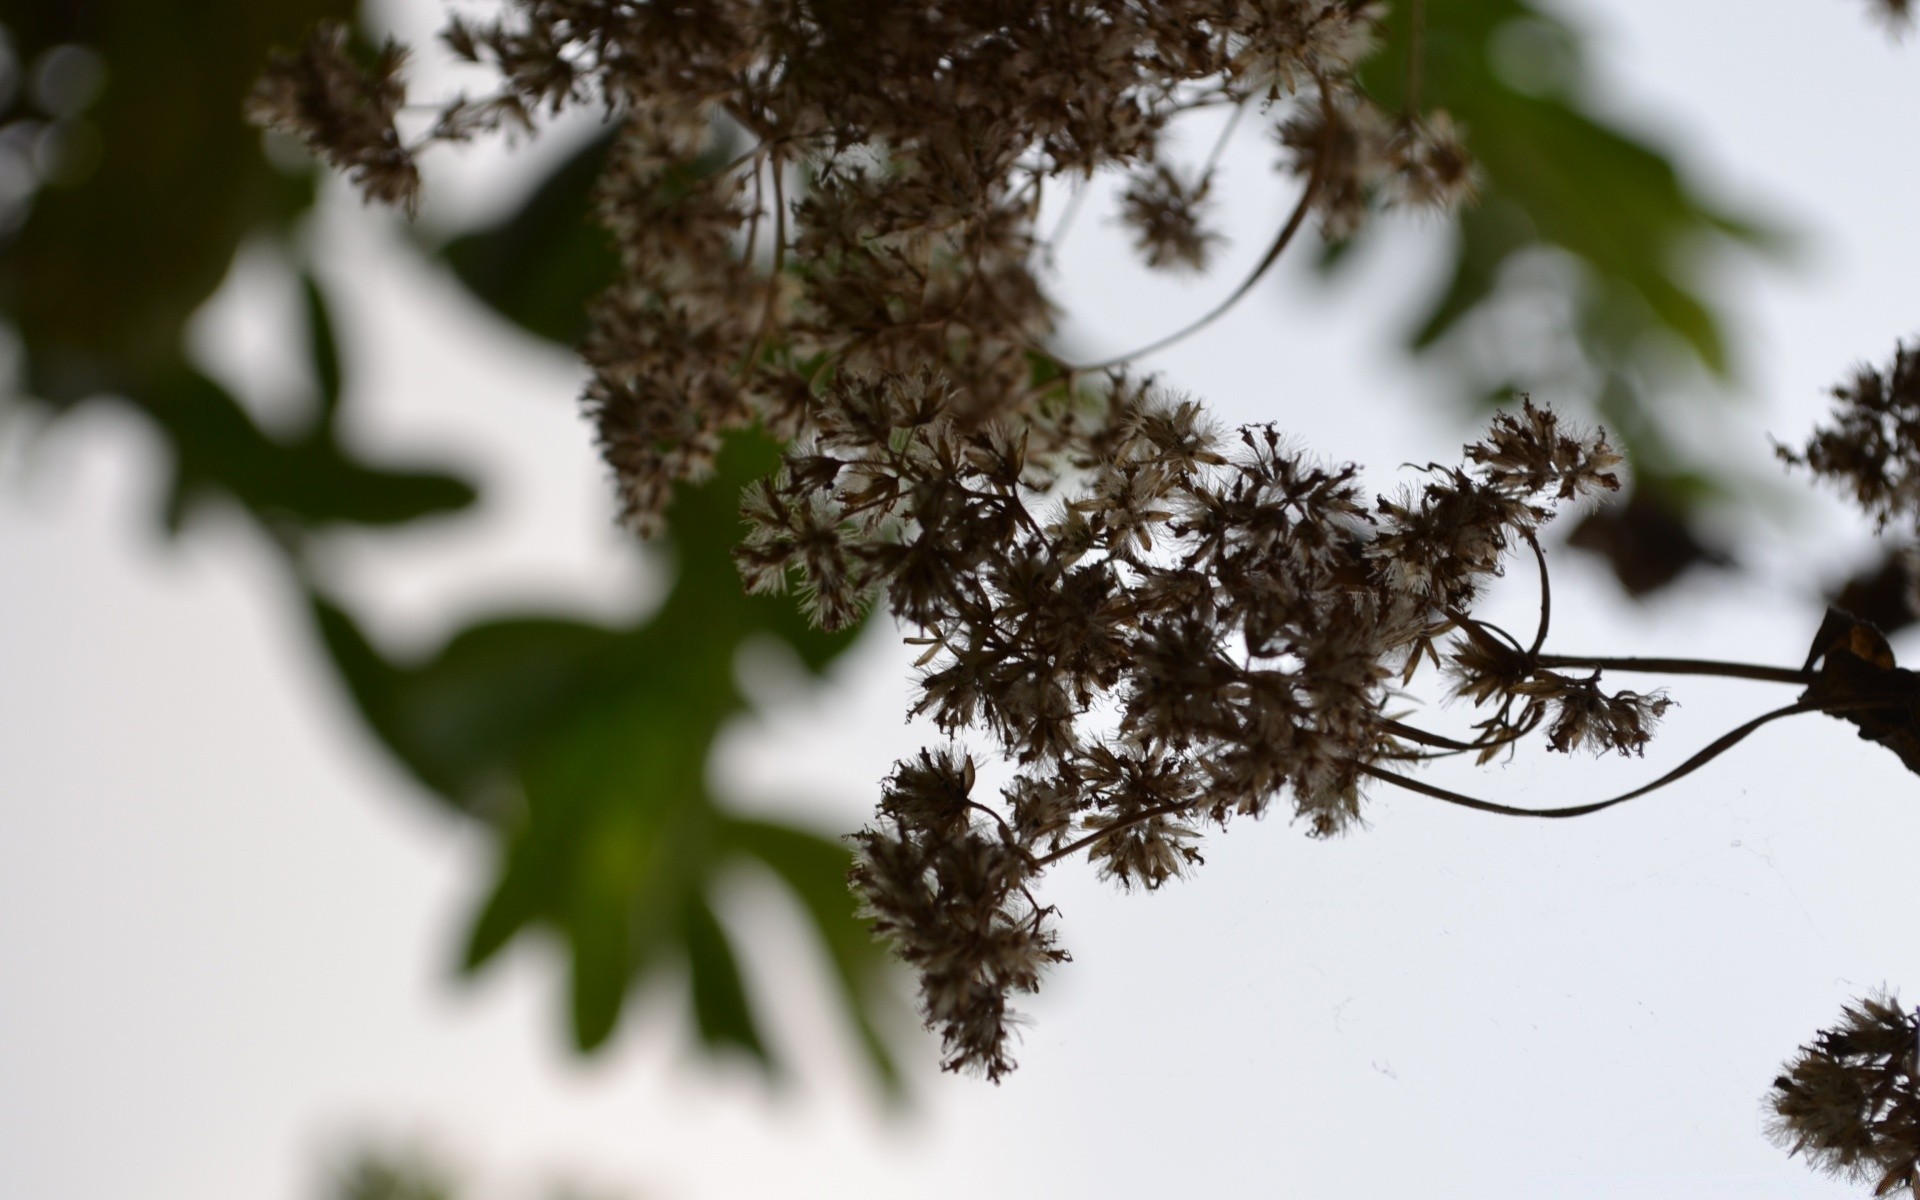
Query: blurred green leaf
719 814 903 1093
1348 0 1790 591
331 1152 456 1200
435 130 619 346
684 893 772 1063
1360 0 1779 371
303 270 343 422
0 5 479 539
1 0 350 404
1 0 894 1087
309 432 893 1075
150 365 475 532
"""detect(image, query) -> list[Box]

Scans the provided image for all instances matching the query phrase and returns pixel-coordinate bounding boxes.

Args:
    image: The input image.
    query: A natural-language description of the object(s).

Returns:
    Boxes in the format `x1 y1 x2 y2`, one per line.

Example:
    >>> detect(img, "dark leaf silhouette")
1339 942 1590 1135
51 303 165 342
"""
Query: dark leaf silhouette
1801 607 1920 774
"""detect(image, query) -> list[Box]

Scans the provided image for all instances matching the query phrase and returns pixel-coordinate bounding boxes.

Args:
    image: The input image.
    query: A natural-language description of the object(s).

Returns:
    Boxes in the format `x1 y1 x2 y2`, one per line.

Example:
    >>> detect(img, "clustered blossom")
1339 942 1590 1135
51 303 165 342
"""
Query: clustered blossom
850 749 1069 1080
247 23 421 212
1118 165 1221 271
741 370 1623 1073
1770 994 1920 1196
1781 339 1920 532
253 2 1664 1081
249 0 1482 536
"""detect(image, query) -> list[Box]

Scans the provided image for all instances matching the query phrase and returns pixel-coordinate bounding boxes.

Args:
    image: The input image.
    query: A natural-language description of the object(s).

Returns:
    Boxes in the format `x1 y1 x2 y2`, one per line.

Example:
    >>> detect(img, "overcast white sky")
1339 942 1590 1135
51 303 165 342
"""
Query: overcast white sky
2 2 1917 1197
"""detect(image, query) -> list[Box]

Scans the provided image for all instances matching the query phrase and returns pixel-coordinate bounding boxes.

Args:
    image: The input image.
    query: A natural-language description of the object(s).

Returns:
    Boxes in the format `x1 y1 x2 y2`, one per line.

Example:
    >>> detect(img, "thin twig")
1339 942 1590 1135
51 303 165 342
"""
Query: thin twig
1034 802 1192 867
1057 81 1334 374
1525 532 1551 657
1376 717 1479 751
740 153 787 378
1536 654 1814 686
1198 99 1248 183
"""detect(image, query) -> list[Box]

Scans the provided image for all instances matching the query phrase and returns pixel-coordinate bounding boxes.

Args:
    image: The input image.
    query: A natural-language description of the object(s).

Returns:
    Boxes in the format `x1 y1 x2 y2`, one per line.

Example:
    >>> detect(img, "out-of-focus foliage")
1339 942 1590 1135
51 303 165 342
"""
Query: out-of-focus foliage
0 0 475 530
326 1145 630 1200
1352 0 1783 593
1 0 342 402
0 0 896 1083
330 1150 456 1200
434 128 621 347
315 433 893 1065
0 0 1791 1083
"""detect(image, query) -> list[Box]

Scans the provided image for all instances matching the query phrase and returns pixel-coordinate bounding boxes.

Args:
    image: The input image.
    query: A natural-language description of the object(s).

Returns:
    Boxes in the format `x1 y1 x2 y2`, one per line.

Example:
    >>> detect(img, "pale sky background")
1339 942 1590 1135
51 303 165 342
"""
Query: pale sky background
1 2 1917 1197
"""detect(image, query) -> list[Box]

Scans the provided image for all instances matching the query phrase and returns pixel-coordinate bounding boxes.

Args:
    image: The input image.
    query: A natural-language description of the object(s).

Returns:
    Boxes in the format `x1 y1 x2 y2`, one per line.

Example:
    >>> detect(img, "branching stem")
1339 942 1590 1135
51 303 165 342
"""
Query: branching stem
1361 698 1831 819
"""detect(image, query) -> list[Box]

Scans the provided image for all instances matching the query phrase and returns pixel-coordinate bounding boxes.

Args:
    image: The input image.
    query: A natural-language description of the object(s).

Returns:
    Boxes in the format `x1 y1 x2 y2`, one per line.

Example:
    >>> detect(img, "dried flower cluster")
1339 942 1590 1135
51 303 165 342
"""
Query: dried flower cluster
244 0 1642 1083
1770 994 1920 1196
248 0 1478 536
1782 340 1920 531
740 371 1627 1073
253 1 1917 1118
1869 0 1915 30
247 24 421 213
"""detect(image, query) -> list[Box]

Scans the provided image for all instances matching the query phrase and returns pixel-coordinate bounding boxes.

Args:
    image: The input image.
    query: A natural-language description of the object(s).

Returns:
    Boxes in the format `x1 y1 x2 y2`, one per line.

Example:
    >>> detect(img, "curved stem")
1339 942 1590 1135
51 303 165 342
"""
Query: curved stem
1057 83 1333 374
1525 532 1551 657
1360 698 1828 819
740 153 788 379
1198 99 1247 183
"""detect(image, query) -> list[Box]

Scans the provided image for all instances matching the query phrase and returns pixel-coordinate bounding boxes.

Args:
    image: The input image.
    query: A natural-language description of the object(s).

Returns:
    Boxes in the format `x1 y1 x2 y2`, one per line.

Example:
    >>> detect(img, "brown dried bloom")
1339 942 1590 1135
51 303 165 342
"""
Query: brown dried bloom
1866 0 1915 32
851 748 1068 1082
254 2 1738 1084
247 21 420 213
1388 111 1479 212
1535 674 1672 757
1769 993 1920 1196
790 385 1626 1068
257 0 1485 536
1781 338 1920 531
1118 165 1223 272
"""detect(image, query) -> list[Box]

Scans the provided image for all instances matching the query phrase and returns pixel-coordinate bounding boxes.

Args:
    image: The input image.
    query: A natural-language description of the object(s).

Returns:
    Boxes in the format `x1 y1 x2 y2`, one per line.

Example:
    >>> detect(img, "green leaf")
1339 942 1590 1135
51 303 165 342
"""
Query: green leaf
720 816 903 1093
1 0 352 407
1354 0 1783 377
436 130 619 346
150 367 477 533
434 124 743 347
303 271 343 422
1339 0 1792 592
307 431 883 1077
684 894 773 1064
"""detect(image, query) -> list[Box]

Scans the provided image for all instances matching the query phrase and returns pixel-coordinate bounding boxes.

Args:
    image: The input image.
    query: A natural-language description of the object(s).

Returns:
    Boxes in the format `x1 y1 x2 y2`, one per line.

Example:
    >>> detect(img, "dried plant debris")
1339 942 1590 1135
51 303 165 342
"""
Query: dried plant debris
1770 993 1920 1197
250 1 1478 538
1781 339 1920 531
248 21 421 213
257 0 1920 1092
